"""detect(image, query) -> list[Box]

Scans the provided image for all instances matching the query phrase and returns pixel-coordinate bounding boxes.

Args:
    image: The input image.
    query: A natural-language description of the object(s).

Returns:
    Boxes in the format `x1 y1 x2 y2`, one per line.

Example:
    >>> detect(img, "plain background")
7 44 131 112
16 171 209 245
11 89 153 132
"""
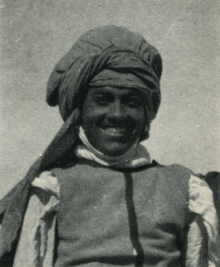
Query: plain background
0 0 219 198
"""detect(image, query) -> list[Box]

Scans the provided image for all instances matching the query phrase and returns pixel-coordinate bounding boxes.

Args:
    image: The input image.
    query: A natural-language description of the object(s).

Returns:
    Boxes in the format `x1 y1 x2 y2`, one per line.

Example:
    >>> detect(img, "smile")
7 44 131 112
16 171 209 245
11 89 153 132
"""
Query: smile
101 127 126 136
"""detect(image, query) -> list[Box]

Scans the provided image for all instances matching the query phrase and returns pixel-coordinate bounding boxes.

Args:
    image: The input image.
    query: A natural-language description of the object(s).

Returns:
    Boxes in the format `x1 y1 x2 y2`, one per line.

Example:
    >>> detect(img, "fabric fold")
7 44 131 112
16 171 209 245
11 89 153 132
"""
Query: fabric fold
13 172 59 267
188 174 220 267
76 126 150 168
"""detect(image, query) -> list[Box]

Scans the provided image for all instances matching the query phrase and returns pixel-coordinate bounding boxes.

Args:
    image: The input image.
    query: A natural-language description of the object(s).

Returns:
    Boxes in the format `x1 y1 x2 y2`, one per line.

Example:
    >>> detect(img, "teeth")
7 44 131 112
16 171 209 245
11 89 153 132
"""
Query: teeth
105 128 125 134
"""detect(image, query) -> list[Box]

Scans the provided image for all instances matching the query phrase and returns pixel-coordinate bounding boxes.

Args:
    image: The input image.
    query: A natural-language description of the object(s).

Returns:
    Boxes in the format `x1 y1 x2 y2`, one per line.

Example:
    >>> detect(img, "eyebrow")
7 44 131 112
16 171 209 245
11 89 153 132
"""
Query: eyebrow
90 87 143 97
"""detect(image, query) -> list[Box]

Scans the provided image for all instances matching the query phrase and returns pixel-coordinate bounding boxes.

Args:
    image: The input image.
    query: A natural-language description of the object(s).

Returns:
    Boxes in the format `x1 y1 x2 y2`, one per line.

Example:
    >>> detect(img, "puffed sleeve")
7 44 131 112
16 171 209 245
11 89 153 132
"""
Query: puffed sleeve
13 171 60 267
186 174 220 267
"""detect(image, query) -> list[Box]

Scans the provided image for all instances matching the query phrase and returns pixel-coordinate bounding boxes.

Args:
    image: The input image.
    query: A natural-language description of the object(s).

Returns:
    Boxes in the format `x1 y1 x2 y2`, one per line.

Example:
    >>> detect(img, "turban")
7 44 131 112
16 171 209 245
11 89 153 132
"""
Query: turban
0 26 162 259
47 25 162 122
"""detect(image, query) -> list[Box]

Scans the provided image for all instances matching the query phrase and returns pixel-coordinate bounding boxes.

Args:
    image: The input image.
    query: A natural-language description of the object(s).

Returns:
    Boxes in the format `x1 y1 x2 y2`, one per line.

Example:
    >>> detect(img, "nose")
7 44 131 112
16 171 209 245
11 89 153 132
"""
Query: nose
107 100 127 121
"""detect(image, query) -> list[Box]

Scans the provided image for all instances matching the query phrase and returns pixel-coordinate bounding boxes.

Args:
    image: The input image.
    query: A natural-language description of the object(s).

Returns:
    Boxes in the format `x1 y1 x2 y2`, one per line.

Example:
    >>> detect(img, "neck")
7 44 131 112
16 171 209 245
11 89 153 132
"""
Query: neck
75 126 151 168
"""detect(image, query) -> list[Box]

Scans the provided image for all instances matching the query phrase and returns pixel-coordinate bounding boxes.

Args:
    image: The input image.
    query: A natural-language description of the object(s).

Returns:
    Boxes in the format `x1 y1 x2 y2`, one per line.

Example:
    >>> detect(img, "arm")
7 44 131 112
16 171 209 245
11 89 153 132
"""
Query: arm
186 174 220 267
13 171 60 267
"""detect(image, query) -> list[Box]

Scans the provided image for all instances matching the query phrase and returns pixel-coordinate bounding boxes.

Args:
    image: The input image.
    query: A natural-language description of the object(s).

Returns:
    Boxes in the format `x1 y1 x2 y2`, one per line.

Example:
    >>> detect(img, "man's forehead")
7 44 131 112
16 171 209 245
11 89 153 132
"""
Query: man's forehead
88 86 143 96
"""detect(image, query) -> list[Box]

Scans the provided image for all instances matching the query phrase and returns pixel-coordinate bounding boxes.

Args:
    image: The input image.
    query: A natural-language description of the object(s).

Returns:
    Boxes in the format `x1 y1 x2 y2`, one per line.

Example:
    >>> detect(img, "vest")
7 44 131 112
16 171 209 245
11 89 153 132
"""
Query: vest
53 159 191 267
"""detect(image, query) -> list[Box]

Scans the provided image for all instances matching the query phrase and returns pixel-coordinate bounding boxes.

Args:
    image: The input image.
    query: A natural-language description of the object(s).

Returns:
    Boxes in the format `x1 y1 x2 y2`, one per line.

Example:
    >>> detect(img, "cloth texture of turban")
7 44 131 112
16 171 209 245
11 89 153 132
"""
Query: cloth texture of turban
0 25 162 264
47 25 162 122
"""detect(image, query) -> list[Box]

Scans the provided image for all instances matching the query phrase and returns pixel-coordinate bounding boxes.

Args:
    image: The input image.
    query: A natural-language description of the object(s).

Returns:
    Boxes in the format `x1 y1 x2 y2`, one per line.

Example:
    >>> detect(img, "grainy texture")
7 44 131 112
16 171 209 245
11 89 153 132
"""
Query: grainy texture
0 0 220 198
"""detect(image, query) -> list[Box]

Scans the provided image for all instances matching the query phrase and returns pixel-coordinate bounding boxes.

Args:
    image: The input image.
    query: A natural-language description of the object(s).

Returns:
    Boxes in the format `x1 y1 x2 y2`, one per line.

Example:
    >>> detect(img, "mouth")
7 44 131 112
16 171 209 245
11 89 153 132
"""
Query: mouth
101 127 126 137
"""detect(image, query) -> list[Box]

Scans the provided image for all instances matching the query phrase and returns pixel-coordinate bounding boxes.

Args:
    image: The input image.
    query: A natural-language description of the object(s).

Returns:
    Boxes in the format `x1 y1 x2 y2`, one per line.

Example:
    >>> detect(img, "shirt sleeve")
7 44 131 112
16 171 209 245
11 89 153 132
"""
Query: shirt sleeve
186 174 220 267
13 171 60 267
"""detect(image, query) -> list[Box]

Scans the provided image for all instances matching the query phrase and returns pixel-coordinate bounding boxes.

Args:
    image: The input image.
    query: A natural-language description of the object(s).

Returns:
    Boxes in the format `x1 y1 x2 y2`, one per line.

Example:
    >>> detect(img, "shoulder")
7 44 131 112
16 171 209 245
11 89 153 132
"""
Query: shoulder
19 171 60 228
152 162 192 182
32 170 60 198
145 162 193 196
130 162 192 199
156 162 191 172
205 171 220 193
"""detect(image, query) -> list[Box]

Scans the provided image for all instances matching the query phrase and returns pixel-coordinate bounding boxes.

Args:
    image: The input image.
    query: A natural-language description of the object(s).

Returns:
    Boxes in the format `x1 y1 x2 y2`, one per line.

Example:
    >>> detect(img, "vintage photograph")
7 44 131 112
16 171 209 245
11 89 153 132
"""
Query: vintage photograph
0 1 219 266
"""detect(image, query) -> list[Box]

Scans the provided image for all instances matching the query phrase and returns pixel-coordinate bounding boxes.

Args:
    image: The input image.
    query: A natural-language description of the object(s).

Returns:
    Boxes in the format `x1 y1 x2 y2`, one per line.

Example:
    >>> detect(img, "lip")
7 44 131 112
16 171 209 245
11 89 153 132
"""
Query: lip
101 127 127 137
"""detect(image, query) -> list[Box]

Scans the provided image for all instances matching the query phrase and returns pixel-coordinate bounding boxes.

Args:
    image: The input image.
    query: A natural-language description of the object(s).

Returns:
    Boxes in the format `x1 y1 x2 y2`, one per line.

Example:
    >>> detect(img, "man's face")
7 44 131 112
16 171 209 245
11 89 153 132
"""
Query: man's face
81 86 146 156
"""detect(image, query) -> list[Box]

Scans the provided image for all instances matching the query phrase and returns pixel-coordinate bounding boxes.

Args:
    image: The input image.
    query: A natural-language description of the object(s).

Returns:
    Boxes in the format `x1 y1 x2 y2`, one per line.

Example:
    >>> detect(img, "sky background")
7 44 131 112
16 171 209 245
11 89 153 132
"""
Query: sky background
0 0 220 198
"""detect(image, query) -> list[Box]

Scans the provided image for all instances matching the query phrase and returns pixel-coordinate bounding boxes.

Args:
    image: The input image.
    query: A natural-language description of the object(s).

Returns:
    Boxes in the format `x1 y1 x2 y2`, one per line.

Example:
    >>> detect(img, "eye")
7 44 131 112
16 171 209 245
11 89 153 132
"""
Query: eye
124 95 143 108
94 94 112 106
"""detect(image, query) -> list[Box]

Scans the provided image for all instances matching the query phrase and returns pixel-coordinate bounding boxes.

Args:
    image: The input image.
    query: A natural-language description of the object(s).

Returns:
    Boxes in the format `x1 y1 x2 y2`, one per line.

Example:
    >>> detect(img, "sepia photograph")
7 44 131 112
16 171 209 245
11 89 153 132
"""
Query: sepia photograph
0 0 219 266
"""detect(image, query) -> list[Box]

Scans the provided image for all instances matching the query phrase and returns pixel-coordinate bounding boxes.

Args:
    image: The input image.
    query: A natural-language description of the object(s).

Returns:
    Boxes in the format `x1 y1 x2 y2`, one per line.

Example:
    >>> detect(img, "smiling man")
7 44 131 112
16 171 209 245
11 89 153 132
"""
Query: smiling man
0 26 219 267
81 86 146 156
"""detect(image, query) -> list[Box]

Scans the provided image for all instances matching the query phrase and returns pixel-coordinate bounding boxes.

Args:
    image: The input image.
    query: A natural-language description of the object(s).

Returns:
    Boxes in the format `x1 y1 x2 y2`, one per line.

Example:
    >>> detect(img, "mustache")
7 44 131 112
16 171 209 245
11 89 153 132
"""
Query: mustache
99 119 136 130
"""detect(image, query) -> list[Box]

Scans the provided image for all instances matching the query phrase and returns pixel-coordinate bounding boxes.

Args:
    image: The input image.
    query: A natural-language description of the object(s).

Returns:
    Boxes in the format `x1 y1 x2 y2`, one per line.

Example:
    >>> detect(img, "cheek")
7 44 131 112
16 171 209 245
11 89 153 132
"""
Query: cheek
131 109 146 129
140 113 146 129
81 105 103 131
81 102 93 125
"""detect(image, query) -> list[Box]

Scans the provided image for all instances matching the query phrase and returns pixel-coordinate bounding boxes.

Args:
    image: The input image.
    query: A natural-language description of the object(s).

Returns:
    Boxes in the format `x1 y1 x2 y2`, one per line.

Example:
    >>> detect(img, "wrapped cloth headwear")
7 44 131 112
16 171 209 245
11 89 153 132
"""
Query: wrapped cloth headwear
47 25 162 123
0 25 162 263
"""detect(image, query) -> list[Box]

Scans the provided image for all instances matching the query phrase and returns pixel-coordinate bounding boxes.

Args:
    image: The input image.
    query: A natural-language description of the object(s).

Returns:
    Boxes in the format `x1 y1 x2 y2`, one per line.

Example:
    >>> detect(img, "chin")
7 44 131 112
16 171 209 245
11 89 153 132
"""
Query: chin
101 144 131 157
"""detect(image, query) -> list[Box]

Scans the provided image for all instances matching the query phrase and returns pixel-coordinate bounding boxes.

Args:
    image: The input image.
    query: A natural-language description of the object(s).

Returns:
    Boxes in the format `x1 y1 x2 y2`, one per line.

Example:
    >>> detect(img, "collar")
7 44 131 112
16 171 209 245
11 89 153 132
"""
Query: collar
75 126 151 168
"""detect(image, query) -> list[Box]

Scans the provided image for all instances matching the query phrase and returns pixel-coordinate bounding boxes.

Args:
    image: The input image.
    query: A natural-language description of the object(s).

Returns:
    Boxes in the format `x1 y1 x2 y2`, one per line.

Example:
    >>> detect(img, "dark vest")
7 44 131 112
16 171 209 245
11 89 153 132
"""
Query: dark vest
53 159 191 267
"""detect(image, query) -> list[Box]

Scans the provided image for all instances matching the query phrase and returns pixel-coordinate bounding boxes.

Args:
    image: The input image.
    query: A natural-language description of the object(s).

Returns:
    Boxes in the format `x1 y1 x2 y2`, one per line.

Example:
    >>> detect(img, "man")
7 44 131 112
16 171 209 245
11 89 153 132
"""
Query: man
0 25 219 267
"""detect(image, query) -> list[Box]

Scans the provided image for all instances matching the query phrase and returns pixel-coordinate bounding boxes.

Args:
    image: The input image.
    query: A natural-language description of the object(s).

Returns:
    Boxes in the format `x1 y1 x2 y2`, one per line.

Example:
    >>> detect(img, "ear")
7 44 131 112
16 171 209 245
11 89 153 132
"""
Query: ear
139 106 150 142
